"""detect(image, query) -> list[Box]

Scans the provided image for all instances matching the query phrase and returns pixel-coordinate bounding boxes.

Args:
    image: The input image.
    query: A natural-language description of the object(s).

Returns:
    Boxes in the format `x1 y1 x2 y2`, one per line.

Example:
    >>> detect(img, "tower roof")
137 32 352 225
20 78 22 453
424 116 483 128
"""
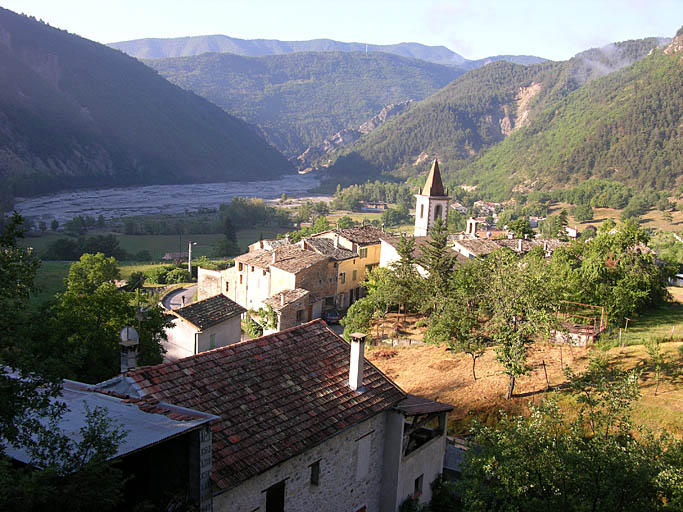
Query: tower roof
421 159 446 197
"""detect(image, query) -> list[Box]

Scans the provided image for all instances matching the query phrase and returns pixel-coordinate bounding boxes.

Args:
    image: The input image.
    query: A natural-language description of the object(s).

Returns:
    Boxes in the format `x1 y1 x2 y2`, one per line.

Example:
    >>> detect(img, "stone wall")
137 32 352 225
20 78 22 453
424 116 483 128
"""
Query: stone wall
213 412 387 512
197 268 222 301
294 259 336 301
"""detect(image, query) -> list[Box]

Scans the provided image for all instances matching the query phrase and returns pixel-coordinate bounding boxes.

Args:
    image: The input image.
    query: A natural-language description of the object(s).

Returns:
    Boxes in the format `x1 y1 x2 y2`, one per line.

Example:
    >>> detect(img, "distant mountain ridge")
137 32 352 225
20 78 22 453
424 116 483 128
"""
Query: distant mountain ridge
109 34 547 69
0 8 293 202
146 51 464 156
109 34 470 65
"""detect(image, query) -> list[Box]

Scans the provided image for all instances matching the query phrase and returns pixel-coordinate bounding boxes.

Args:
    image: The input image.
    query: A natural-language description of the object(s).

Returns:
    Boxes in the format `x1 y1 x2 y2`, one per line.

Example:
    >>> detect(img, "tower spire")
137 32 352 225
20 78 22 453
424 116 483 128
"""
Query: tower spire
421 159 445 197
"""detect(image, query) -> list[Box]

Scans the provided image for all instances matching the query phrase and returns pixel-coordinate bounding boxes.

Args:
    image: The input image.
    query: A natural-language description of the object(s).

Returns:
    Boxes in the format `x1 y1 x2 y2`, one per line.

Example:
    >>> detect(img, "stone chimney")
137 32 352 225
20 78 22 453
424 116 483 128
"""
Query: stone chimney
349 333 367 391
119 326 139 373
334 234 340 249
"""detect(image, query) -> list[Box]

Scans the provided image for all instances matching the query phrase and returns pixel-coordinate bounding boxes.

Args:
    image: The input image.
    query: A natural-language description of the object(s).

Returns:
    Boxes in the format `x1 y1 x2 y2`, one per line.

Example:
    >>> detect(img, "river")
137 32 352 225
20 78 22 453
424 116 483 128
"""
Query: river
14 174 320 225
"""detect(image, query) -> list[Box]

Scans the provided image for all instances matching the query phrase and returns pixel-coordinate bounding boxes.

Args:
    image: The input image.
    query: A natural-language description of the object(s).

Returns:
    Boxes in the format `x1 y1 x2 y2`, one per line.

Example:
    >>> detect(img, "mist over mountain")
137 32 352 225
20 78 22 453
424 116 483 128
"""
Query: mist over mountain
146 51 464 156
0 8 293 202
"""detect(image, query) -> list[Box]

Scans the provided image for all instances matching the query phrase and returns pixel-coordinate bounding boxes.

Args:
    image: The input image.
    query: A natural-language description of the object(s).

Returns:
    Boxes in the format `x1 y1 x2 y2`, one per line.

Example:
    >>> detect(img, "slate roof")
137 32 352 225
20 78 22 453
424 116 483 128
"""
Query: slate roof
236 245 328 274
126 320 406 491
263 288 309 311
421 159 446 197
173 294 246 330
302 237 357 261
453 238 502 257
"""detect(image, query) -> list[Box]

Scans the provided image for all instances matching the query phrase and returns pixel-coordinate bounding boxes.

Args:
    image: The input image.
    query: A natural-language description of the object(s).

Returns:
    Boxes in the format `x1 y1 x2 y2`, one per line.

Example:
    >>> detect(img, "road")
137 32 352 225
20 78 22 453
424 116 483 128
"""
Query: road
163 285 198 310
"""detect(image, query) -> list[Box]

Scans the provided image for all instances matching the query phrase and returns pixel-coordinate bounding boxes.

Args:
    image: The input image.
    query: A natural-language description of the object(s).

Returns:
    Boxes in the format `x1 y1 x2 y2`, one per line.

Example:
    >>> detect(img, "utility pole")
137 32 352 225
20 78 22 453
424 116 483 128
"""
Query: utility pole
188 241 197 274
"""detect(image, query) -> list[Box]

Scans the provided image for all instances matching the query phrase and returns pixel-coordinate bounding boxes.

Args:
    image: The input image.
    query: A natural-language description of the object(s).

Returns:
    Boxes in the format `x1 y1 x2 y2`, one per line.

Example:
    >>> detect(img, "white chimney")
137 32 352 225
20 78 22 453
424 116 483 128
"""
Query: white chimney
119 326 139 373
517 239 523 253
272 250 277 264
280 293 285 306
334 235 340 248
349 333 367 391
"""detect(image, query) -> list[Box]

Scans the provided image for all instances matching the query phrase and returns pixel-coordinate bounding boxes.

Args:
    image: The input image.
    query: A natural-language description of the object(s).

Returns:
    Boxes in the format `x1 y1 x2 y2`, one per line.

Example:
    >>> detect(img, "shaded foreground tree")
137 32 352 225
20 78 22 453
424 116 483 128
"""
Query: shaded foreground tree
457 358 683 511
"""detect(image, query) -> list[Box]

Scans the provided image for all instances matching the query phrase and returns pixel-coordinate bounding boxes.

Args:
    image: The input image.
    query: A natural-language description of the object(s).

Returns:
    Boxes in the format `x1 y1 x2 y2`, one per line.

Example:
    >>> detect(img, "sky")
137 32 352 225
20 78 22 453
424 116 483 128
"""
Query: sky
2 0 682 61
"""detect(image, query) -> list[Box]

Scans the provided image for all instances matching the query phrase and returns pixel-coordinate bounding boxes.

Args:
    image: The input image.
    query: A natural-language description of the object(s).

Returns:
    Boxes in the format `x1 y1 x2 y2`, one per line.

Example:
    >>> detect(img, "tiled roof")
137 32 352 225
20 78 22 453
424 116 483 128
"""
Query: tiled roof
236 245 328 274
126 320 406 490
302 237 357 261
263 288 309 311
382 235 470 264
313 225 385 246
395 394 453 415
173 294 246 330
421 159 446 197
453 238 502 256
493 238 565 254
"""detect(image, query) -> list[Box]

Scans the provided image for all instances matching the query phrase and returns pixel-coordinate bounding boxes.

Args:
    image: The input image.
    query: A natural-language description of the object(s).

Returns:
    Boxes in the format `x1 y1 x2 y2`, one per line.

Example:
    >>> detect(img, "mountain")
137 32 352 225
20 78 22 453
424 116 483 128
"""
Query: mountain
458 35 683 197
146 51 463 156
109 34 469 66
0 8 293 201
321 36 672 191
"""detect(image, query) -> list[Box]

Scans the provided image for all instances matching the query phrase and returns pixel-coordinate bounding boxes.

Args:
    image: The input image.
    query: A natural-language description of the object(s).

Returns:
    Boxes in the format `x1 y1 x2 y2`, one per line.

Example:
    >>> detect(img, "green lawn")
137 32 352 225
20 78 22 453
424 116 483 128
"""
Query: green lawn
28 260 71 309
617 299 683 346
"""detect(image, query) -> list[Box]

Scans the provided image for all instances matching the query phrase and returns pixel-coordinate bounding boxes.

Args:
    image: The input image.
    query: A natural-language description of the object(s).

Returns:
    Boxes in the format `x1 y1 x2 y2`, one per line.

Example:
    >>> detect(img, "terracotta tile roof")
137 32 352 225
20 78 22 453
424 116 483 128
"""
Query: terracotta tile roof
302 237 357 261
381 235 470 264
173 294 246 330
421 159 446 197
313 225 385 246
453 238 502 256
493 238 565 254
236 245 328 274
126 320 405 490
263 288 309 311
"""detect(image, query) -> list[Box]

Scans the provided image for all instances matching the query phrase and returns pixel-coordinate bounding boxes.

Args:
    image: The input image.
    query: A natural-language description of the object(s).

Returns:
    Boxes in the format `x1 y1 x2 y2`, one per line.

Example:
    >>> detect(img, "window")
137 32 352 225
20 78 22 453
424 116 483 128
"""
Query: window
239 275 243 284
434 204 442 221
263 270 267 276
356 432 373 480
238 262 243 271
414 474 424 497
420 204 424 218
265 481 285 512
340 272 346 284
309 460 320 486
296 310 304 322
225 282 229 293
352 270 357 281
359 247 368 258
209 334 216 349
251 266 255 272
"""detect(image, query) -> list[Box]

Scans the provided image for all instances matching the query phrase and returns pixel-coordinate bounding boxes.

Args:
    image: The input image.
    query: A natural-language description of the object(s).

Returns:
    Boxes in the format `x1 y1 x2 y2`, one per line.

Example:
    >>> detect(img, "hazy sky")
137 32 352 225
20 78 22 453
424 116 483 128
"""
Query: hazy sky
3 0 682 60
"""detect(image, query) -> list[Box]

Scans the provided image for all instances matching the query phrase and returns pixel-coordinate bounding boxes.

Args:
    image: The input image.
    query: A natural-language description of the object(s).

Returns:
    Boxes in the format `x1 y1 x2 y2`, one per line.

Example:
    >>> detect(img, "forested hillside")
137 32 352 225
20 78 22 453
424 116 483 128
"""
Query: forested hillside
322 37 670 191
110 34 469 66
459 38 682 197
0 8 293 204
147 51 464 156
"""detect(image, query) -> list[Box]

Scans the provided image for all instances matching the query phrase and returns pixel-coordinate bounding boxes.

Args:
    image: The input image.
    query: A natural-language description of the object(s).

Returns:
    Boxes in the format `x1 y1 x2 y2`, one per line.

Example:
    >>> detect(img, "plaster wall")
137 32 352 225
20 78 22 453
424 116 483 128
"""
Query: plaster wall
197 268 222 301
213 412 387 512
164 316 242 361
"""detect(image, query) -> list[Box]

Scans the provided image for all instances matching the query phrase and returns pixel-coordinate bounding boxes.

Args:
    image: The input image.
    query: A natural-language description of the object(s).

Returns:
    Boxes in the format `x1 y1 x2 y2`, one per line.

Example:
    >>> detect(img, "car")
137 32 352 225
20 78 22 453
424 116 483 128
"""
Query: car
322 309 341 324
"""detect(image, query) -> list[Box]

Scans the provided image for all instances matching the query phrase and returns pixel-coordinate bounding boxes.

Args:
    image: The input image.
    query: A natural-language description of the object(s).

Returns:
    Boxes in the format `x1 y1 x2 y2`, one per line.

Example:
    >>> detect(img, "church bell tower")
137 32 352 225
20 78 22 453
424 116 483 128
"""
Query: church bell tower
414 159 450 236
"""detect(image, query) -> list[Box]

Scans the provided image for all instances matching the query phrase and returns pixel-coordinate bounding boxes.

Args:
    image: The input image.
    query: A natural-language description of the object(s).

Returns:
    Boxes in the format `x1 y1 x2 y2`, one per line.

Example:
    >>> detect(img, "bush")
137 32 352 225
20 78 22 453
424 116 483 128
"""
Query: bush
143 265 174 284
241 315 263 338
165 268 192 284
135 249 152 261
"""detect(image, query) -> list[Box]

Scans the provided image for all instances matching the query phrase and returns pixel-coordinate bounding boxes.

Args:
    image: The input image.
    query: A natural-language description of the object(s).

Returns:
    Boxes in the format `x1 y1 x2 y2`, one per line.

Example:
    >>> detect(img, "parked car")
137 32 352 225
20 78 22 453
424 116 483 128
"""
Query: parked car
323 309 341 324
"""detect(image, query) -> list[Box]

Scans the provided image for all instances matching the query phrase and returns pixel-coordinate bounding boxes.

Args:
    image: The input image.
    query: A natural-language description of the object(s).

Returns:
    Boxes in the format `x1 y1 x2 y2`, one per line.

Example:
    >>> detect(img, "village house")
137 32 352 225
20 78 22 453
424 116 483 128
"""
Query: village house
261 288 321 333
225 244 333 312
464 217 508 239
165 294 246 360
98 321 452 512
310 225 384 310
451 237 566 259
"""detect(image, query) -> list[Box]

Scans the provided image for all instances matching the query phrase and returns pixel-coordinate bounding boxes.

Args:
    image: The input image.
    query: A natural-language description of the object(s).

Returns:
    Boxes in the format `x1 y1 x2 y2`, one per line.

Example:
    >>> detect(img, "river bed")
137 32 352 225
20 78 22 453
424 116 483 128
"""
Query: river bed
14 174 320 224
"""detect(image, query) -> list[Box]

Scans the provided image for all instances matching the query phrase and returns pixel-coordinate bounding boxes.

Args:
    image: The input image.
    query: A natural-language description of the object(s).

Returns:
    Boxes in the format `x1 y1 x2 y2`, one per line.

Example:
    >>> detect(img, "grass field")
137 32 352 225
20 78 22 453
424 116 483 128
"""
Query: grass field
550 202 683 232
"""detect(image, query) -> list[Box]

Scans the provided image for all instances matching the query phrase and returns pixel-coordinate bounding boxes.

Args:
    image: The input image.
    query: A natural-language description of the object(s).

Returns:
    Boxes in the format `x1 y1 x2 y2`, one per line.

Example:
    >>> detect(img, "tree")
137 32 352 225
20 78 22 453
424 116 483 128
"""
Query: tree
50 219 59 231
65 253 119 295
336 215 355 229
571 203 594 222
417 217 453 315
390 234 421 320
483 250 559 399
508 217 534 238
662 210 673 223
457 358 683 511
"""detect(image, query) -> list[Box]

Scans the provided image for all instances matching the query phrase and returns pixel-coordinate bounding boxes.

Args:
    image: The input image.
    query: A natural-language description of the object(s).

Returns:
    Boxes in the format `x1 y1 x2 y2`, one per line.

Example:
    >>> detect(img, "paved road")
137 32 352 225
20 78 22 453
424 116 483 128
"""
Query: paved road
163 285 198 310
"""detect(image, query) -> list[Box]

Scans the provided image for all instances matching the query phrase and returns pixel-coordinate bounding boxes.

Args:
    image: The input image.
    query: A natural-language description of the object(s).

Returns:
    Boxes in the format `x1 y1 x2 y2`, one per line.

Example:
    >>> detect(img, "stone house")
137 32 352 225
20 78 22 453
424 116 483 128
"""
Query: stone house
226 244 333 312
165 294 246 360
311 225 384 310
100 321 452 512
262 288 323 333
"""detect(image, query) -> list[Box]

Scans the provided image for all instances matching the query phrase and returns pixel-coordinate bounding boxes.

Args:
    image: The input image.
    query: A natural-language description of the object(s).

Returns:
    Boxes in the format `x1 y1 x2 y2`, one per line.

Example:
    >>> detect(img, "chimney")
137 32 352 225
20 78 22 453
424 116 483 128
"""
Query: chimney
119 326 139 373
348 333 367 391
517 239 523 253
334 235 340 248
272 250 277 264
381 223 385 232
280 293 285 306
543 241 548 252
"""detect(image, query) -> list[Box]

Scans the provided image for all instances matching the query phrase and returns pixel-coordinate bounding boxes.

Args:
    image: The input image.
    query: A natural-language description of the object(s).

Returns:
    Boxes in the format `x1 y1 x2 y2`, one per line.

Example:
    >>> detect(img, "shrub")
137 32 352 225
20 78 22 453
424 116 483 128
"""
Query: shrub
165 268 192 284
143 265 174 284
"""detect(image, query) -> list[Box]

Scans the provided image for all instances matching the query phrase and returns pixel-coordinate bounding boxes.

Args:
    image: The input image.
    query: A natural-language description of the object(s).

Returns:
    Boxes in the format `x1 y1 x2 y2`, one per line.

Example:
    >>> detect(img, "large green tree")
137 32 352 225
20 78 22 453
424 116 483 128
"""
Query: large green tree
458 359 683 511
417 217 454 315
